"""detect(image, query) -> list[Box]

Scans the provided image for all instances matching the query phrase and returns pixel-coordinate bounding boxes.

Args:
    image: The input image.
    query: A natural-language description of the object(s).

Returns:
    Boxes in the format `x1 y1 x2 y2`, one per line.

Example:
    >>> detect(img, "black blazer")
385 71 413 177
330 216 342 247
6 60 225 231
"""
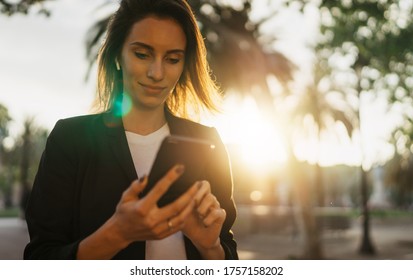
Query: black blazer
24 110 238 259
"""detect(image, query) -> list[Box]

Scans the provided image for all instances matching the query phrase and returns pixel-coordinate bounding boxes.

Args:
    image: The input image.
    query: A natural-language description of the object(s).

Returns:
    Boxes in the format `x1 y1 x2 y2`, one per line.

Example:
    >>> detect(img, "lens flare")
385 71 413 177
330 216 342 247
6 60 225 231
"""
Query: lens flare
114 93 133 117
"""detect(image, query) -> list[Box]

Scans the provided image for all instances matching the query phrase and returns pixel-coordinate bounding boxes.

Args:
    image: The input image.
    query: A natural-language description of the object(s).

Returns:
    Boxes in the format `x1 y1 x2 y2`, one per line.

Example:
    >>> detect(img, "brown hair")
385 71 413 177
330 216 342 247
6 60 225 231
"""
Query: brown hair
96 0 221 119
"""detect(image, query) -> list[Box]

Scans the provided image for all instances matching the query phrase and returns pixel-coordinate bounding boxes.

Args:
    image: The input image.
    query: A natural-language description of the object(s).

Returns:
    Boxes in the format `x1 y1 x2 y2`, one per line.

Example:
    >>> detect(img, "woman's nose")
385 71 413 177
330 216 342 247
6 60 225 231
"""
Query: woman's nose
147 60 164 81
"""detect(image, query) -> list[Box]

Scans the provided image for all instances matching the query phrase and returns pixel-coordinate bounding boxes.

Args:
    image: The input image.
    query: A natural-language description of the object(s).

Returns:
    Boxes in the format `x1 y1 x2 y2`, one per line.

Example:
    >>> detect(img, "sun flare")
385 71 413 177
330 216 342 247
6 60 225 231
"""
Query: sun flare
202 95 288 172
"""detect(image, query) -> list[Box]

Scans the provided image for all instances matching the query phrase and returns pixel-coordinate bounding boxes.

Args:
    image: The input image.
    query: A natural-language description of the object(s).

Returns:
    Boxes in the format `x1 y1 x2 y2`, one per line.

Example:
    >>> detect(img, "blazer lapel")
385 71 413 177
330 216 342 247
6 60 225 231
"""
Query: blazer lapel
165 109 191 136
99 108 190 183
102 111 138 182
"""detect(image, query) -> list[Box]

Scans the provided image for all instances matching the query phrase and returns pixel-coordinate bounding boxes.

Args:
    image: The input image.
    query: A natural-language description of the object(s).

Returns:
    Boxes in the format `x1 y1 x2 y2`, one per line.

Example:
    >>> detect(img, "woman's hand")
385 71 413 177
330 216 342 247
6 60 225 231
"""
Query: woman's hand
182 180 226 259
112 164 198 243
77 164 197 259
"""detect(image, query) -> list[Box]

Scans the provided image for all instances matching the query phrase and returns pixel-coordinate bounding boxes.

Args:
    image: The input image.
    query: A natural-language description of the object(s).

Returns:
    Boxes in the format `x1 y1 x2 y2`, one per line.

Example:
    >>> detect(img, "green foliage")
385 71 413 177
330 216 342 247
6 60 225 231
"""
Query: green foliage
0 0 51 16
0 106 48 209
0 207 19 217
317 0 413 98
0 103 11 139
317 1 413 207
352 208 413 218
383 152 413 207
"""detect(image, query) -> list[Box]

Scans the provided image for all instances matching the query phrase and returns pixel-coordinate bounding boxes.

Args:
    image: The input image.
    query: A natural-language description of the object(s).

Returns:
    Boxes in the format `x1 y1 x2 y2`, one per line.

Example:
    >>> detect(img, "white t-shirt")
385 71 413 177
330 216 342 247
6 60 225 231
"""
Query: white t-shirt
125 124 187 260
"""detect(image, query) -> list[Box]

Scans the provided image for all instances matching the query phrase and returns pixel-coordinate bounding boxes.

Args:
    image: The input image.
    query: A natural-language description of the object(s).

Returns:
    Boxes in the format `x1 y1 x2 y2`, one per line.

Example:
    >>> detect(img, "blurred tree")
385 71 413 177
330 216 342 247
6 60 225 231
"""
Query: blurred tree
0 103 11 171
292 63 356 207
0 1 51 210
0 103 12 207
0 0 50 16
1 117 48 212
385 117 413 208
384 149 413 208
288 0 413 255
0 103 10 138
280 61 356 259
19 118 33 214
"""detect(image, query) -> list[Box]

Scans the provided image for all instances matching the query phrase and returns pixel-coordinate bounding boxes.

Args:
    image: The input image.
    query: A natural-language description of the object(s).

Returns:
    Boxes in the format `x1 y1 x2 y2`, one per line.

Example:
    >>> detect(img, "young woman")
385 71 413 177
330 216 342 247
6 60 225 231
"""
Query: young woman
24 0 238 260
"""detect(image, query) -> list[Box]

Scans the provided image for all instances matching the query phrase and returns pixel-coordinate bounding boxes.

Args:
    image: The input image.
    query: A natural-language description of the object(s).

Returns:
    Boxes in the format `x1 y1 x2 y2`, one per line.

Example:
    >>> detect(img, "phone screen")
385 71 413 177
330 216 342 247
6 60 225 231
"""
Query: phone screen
140 135 215 207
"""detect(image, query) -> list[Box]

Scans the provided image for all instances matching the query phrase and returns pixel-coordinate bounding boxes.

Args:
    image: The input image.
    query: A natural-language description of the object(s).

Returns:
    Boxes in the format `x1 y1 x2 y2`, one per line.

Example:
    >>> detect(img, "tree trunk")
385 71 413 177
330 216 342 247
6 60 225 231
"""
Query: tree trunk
359 166 375 254
292 160 323 259
19 120 32 214
315 163 325 207
356 75 375 255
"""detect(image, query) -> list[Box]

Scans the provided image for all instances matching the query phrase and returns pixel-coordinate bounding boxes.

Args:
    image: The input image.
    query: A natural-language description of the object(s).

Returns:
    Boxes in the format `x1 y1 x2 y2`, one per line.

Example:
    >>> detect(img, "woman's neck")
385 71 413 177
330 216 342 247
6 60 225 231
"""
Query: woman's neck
122 106 167 136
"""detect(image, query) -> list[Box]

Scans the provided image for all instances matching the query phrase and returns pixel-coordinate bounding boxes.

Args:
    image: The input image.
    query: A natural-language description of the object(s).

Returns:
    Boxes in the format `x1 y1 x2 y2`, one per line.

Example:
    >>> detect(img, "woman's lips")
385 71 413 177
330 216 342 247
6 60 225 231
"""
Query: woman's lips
140 83 166 94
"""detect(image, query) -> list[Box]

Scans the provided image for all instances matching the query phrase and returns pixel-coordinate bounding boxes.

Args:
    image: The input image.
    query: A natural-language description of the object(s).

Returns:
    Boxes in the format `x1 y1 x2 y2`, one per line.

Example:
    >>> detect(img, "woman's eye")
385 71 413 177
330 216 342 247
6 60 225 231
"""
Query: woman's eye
167 57 181 64
134 52 149 59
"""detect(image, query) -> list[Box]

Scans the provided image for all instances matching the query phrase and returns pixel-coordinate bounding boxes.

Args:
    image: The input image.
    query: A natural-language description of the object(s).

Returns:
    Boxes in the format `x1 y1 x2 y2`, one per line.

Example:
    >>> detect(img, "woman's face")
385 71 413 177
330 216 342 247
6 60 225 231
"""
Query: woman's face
119 16 186 111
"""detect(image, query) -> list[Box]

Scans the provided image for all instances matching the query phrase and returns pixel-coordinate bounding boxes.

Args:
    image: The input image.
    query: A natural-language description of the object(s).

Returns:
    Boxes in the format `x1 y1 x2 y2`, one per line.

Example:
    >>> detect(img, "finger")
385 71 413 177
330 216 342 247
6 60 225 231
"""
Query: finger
121 176 148 201
160 199 196 236
197 194 220 217
156 222 182 240
153 185 198 237
157 184 198 221
148 218 180 240
193 180 210 206
202 208 226 227
154 200 195 239
140 183 197 235
142 164 185 208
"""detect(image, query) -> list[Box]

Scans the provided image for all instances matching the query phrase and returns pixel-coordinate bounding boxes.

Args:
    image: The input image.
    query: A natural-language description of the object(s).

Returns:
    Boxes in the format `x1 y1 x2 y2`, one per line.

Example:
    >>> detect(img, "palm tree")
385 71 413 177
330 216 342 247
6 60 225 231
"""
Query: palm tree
281 62 356 259
293 64 356 207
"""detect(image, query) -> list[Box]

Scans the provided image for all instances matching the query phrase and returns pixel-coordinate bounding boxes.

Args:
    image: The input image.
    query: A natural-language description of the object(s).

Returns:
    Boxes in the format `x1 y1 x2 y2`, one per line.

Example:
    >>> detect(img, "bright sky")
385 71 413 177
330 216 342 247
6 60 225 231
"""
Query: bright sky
0 0 103 137
0 0 400 169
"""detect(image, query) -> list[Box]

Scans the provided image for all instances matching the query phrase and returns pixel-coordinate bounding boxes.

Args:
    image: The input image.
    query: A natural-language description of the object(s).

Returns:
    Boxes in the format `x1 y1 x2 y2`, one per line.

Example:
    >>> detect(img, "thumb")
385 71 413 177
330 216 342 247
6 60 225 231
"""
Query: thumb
122 176 148 201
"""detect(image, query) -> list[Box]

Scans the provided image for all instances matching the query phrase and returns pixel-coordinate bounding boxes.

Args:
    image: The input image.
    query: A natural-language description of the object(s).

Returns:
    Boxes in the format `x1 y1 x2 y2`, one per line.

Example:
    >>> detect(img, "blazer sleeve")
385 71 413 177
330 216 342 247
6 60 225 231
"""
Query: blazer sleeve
208 128 238 260
24 119 81 259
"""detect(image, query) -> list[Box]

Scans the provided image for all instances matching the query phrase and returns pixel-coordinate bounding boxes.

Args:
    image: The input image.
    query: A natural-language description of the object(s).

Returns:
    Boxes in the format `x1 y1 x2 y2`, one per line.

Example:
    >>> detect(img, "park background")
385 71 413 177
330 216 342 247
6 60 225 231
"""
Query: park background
0 0 413 260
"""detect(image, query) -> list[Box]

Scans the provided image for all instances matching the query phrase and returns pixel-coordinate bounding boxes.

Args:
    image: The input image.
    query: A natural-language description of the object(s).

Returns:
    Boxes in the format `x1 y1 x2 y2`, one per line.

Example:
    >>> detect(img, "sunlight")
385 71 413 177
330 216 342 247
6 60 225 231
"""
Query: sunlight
293 119 362 167
201 91 396 173
202 94 288 172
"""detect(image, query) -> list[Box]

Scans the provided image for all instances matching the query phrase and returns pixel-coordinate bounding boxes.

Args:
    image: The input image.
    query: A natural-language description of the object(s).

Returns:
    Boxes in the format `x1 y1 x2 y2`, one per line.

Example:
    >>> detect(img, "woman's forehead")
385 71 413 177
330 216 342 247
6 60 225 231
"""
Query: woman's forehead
124 16 187 51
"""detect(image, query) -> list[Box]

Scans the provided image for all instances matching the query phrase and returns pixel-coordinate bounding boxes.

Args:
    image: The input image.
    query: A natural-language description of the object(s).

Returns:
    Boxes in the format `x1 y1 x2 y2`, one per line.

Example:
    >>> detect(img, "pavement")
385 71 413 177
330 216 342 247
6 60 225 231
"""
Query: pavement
236 217 413 260
0 218 29 260
1 217 413 260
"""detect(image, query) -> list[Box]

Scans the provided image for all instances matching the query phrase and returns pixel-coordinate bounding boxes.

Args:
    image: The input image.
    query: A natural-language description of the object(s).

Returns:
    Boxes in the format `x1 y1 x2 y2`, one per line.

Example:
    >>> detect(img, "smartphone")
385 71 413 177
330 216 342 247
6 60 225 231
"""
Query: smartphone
140 135 216 207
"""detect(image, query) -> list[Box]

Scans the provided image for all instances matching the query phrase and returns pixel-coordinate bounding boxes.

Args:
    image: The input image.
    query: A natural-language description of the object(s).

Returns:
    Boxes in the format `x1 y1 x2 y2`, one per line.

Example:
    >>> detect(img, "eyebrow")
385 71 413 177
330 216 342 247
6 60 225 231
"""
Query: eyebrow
130 42 185 54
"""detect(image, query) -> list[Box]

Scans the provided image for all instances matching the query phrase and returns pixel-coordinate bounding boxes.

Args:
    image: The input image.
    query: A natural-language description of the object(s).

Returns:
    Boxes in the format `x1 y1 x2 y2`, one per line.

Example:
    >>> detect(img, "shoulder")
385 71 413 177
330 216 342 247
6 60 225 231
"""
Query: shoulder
53 114 102 131
172 115 214 131
50 113 104 135
167 114 219 141
47 114 105 148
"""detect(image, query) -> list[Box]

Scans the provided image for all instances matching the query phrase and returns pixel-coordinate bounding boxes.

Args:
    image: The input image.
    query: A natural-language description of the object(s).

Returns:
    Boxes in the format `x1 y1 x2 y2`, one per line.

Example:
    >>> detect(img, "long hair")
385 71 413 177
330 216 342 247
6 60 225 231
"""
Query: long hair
96 0 221 119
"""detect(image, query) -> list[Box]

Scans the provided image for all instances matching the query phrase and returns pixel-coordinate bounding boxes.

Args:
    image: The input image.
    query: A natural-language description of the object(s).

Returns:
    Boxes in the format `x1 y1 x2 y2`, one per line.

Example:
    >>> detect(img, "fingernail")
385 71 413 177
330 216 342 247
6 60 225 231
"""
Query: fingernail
139 175 147 183
175 165 185 175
